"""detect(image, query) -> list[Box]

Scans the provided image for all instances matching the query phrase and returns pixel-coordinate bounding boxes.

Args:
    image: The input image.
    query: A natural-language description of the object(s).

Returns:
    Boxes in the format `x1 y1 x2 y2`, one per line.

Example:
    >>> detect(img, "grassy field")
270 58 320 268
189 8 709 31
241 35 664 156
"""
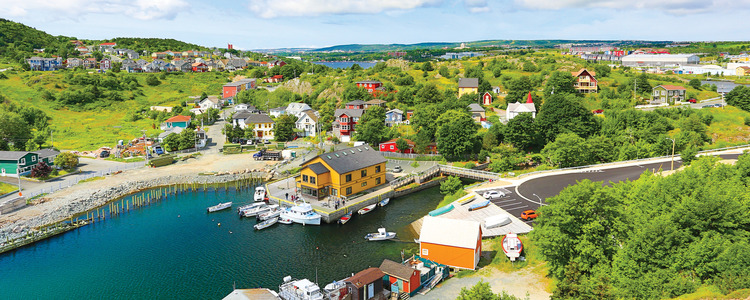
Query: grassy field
0 182 18 194
0 71 228 150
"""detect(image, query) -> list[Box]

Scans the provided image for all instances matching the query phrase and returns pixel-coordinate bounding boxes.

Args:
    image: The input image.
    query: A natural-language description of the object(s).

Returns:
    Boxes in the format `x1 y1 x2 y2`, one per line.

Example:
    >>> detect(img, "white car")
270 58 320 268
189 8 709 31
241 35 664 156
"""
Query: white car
483 191 505 199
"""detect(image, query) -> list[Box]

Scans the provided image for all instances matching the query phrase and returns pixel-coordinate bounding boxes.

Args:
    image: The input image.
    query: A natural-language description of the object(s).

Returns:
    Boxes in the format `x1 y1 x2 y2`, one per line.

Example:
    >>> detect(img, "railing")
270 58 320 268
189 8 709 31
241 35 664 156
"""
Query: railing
17 162 145 200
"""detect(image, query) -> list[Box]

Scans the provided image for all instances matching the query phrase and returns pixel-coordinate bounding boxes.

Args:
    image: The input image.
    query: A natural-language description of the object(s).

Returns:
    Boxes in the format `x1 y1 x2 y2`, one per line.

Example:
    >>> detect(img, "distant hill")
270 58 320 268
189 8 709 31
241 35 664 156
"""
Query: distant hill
0 18 66 61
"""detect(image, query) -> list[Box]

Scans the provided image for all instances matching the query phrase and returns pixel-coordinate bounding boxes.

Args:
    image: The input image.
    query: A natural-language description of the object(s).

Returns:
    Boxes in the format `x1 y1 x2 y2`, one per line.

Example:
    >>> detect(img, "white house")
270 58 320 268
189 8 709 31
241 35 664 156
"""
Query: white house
285 102 313 118
506 92 536 120
269 107 285 118
295 110 319 137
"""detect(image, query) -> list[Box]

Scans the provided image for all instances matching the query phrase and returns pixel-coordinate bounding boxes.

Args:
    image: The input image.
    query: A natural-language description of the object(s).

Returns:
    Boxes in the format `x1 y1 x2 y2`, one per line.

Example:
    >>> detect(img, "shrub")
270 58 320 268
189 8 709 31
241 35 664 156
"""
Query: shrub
30 162 52 178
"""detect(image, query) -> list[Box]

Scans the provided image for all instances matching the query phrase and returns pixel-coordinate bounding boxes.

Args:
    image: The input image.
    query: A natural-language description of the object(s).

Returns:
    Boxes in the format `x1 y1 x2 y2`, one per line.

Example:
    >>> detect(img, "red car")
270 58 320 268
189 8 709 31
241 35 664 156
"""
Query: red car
688 98 697 103
592 109 604 114
521 210 538 220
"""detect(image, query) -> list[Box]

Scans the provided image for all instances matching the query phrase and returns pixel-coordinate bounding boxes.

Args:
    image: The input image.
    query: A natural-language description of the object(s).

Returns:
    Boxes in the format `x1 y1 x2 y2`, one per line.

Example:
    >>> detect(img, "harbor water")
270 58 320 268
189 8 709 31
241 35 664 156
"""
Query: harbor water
0 185 443 299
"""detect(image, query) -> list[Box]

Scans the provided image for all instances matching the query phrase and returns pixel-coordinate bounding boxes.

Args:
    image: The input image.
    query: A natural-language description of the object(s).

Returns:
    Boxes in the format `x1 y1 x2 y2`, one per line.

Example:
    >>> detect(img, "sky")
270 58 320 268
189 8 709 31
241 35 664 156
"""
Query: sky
2 0 750 50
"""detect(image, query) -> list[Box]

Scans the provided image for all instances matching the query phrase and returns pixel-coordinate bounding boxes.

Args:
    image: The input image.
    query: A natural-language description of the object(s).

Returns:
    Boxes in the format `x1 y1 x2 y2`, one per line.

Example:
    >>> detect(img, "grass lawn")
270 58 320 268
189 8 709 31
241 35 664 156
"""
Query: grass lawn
0 182 18 194
435 190 467 209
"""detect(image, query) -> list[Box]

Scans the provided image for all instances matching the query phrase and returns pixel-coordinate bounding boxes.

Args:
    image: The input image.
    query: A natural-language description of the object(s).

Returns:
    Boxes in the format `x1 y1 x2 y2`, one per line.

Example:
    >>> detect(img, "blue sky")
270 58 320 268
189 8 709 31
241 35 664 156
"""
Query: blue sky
2 0 749 50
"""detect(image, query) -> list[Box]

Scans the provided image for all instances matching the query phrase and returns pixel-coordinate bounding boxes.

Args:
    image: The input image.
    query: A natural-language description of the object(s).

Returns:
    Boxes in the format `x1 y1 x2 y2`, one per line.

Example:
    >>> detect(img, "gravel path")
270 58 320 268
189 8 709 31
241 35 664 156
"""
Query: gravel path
417 268 551 300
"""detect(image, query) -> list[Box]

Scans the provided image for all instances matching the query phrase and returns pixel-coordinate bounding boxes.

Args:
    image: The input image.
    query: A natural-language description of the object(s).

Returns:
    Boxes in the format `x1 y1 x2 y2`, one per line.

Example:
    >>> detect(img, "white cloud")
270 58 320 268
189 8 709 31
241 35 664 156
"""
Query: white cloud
464 0 490 13
514 0 750 15
247 0 443 18
0 0 189 20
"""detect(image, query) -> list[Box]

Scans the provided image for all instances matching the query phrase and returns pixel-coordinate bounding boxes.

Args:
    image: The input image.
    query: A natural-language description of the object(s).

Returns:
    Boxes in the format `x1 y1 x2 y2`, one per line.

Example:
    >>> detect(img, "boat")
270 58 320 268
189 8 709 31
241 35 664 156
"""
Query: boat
428 204 453 217
502 233 523 261
484 214 511 229
458 196 476 205
365 227 397 241
468 200 490 211
237 202 264 213
240 203 270 218
279 202 321 225
338 211 353 225
278 276 324 300
207 202 232 212
358 204 376 215
278 217 293 225
253 186 266 202
254 217 278 230
323 280 349 300
379 198 390 207
257 205 281 221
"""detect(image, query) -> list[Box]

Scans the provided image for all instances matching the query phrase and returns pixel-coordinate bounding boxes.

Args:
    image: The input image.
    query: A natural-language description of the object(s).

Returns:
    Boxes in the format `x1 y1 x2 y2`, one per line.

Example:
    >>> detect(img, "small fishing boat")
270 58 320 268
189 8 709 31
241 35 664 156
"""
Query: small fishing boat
278 217 293 225
257 205 281 221
338 211 353 225
253 186 266 202
279 276 323 300
428 204 453 217
365 227 396 241
254 217 278 230
358 204 377 215
468 200 490 211
502 233 523 261
379 198 390 207
237 202 264 213
241 203 271 218
207 202 232 212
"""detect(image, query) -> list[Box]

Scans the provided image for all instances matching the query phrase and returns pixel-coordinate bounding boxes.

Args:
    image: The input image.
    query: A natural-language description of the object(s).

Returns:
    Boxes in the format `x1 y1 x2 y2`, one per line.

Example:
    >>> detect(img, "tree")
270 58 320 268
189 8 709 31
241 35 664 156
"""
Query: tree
542 133 592 168
457 280 521 300
411 104 442 139
416 82 444 103
342 84 372 102
438 66 450 78
0 111 31 150
504 113 538 150
436 110 479 161
178 128 196 150
355 107 387 146
594 65 611 78
634 73 652 95
111 61 122 73
535 93 600 143
422 61 434 71
162 133 180 151
30 162 52 178
726 85 750 112
688 78 702 90
145 74 160 86
681 145 699 165
54 152 79 170
395 138 409 153
543 71 577 97
440 176 462 195
504 76 533 103
272 114 297 142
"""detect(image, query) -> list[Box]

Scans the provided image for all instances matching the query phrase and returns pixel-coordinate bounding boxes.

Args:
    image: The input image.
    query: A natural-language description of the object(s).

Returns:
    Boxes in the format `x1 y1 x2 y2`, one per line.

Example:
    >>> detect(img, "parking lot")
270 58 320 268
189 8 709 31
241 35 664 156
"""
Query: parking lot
477 187 541 226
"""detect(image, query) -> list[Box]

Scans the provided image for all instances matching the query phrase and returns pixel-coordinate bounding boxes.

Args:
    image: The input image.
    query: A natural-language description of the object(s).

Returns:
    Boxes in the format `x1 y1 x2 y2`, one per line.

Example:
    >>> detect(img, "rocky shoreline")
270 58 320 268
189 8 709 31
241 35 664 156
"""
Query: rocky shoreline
0 171 268 243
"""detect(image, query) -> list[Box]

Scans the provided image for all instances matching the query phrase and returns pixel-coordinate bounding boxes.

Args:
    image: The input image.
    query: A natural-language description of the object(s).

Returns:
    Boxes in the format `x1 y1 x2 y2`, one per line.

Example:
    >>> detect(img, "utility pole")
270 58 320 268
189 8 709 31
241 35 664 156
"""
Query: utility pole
666 137 675 171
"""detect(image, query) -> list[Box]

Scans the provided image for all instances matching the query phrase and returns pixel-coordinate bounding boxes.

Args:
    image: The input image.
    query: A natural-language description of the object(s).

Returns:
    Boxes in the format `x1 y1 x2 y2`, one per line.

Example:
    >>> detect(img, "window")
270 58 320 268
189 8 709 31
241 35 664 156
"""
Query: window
346 187 352 195
361 182 367 187
310 177 316 184
32 156 36 162
361 170 367 177
20 158 25 165
341 117 348 123
375 166 381 173
331 189 337 196
376 177 381 185
422 248 429 255
302 175 308 182
341 125 349 130
390 145 394 150
345 174 352 182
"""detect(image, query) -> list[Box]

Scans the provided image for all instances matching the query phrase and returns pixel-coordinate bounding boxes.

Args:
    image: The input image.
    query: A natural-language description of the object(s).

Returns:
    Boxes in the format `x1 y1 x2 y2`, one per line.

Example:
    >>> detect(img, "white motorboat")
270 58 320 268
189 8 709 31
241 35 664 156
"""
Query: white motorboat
280 202 321 225
365 227 396 241
253 186 267 202
358 204 376 215
237 202 264 214
484 214 511 229
379 198 390 207
278 276 324 300
278 217 293 225
207 202 232 213
502 233 523 261
257 205 281 221
241 203 270 218
254 217 278 230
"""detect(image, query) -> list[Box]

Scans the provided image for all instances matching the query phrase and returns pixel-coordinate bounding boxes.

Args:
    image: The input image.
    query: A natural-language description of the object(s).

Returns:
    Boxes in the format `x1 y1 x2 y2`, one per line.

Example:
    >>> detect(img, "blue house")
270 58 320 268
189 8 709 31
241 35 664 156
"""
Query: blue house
160 115 192 130
385 109 404 127
28 57 62 71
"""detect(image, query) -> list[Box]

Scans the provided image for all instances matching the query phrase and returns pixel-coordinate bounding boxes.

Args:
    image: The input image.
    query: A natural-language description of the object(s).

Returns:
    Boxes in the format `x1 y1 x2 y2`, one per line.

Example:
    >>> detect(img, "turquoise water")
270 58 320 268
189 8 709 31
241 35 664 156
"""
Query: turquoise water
0 186 443 299
313 61 377 69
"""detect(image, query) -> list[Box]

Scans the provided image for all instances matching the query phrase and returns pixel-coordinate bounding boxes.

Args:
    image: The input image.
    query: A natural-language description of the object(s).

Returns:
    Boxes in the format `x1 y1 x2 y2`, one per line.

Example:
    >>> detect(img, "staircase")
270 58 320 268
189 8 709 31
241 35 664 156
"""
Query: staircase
398 292 410 300
417 267 445 295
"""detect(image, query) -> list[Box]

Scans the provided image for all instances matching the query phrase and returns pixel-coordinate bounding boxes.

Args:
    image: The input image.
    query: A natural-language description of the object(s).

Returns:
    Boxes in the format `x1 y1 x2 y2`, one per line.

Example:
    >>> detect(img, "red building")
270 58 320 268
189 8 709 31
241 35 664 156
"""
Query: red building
265 75 283 83
482 92 493 106
571 68 598 94
380 259 422 297
406 110 414 120
356 80 383 96
222 79 256 98
268 60 286 69
379 138 437 154
191 62 208 72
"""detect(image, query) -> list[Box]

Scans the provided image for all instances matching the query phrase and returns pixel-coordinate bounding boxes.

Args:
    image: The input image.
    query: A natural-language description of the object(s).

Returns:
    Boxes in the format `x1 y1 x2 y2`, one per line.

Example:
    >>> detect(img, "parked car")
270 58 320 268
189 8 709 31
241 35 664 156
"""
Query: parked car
521 210 538 220
702 105 714 108
392 166 402 173
153 146 164 155
482 190 505 199
592 109 604 114
714 103 724 107
99 150 110 158
688 98 697 103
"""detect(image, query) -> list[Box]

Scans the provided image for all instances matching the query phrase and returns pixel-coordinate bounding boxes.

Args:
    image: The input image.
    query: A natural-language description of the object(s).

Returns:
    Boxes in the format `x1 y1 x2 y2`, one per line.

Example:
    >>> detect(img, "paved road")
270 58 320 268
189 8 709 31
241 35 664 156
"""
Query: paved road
638 98 725 111
516 153 741 205
480 187 539 226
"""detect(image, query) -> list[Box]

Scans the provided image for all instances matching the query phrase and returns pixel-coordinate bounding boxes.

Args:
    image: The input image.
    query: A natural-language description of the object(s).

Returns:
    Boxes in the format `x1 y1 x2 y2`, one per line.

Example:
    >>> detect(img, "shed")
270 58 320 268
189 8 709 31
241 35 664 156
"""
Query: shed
419 216 482 270
345 267 385 300
380 259 421 296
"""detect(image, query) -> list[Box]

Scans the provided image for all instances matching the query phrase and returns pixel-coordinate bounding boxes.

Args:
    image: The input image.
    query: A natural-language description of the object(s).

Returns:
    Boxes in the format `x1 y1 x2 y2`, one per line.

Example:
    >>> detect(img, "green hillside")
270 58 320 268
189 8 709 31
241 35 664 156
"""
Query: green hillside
91 37 211 53
0 18 69 62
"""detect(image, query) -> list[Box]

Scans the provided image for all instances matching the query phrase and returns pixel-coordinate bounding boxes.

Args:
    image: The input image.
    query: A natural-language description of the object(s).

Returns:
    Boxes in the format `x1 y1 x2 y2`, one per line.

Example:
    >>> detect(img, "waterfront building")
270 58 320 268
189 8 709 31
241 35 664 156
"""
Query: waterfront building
297 145 386 200
419 216 482 270
379 259 421 297
344 267 385 300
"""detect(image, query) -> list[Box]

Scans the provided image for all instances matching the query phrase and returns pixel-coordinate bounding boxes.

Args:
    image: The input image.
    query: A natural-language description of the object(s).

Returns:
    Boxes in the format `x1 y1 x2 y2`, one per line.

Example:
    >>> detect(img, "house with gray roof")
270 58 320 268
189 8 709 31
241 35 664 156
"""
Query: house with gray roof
297 145 387 199
295 110 319 137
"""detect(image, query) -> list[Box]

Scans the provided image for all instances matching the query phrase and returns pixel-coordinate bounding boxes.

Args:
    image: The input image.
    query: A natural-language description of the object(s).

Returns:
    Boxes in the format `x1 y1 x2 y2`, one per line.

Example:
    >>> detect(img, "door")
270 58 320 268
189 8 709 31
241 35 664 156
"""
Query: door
367 283 374 299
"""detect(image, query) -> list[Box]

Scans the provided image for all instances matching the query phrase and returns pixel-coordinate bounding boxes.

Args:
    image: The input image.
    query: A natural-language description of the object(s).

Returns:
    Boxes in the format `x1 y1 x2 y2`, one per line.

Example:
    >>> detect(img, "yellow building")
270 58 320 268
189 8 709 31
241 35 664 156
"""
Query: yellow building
297 146 387 200
458 78 479 98
737 66 750 76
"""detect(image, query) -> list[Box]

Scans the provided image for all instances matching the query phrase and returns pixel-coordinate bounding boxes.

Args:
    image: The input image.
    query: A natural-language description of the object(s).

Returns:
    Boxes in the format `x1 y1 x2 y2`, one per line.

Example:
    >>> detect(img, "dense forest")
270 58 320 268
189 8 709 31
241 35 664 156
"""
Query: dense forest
533 154 750 298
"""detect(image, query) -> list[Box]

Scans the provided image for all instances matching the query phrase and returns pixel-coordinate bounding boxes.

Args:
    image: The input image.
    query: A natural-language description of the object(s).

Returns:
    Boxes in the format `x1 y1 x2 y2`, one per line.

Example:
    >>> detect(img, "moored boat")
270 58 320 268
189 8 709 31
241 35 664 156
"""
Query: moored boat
502 232 523 261
257 205 281 221
254 217 278 230
323 280 349 300
338 211 353 225
428 204 453 216
365 227 396 241
207 202 232 213
278 276 324 300
253 186 267 202
379 198 390 207
280 202 321 225
278 217 293 225
241 203 271 218
468 200 490 211
237 202 264 214
358 204 376 215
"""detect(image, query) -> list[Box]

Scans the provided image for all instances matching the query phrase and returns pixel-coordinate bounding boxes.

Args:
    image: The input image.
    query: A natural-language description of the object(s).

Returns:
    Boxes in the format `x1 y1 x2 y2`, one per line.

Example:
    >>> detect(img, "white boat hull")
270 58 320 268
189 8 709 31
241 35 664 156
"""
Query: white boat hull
281 212 321 225
365 232 396 241
358 204 376 215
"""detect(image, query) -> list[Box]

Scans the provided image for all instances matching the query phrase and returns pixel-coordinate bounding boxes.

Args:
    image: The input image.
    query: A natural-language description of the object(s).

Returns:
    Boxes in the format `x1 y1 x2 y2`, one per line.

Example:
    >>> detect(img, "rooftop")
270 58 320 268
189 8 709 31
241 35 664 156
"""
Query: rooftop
458 78 479 88
346 268 385 288
380 259 417 281
0 151 34 161
303 146 385 175
165 115 192 123
420 216 481 249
